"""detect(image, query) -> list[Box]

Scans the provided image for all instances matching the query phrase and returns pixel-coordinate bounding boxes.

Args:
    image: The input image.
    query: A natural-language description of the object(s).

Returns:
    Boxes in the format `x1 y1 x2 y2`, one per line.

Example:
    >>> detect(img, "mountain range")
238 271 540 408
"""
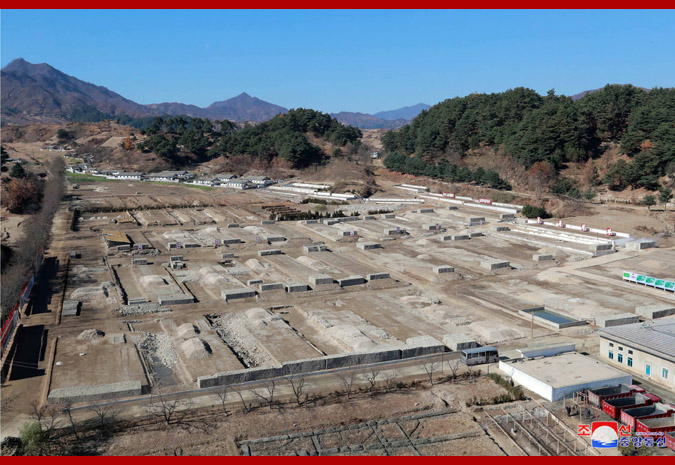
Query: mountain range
1 58 428 128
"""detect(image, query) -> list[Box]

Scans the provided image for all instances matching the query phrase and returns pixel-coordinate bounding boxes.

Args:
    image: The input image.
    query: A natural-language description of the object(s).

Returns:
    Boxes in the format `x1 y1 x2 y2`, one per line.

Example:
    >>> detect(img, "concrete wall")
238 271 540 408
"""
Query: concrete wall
444 235 469 241
260 282 284 291
197 336 448 388
338 276 366 287
258 249 282 256
367 272 390 280
533 254 553 261
357 242 382 250
433 265 454 274
48 380 142 404
310 275 334 285
286 283 308 293
481 259 510 270
221 288 256 301
595 314 640 328
635 305 675 319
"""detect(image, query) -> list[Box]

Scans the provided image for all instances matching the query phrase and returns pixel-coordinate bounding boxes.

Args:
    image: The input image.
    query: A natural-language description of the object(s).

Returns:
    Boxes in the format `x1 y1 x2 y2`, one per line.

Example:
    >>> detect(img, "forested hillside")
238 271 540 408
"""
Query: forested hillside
382 85 675 192
137 108 362 168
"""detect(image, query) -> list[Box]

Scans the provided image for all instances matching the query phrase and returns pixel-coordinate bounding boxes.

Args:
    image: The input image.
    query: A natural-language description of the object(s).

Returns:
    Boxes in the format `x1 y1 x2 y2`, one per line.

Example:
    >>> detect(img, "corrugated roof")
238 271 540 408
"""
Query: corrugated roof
102 230 131 244
600 319 675 362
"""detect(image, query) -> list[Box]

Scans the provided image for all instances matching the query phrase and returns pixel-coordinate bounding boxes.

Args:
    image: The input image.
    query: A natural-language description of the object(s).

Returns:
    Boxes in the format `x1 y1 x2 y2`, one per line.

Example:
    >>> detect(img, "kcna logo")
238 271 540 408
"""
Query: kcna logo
578 422 630 448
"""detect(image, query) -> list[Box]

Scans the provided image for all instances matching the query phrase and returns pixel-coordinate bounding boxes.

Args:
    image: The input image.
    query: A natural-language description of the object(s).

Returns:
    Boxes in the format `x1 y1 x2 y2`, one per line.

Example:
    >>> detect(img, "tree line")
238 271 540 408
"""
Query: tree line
131 109 362 169
383 152 511 190
382 85 675 192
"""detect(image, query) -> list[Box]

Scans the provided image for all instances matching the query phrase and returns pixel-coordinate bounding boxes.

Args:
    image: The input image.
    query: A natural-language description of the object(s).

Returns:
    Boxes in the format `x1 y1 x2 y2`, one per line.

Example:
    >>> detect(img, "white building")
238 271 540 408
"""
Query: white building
499 352 632 402
147 170 194 183
114 171 145 180
220 179 253 190
242 175 273 187
599 319 675 393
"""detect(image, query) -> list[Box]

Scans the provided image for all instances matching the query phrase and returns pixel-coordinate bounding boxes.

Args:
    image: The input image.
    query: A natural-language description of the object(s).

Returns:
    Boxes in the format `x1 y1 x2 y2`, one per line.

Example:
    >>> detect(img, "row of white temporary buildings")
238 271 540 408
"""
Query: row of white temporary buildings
67 165 275 190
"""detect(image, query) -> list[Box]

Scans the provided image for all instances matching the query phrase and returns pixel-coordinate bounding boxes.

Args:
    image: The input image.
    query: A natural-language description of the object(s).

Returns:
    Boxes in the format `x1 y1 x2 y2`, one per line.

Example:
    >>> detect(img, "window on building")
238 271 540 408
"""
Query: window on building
618 354 623 363
663 368 669 379
628 350 633 355
609 343 614 347
609 351 613 360
627 358 633 368
646 364 651 376
618 346 623 351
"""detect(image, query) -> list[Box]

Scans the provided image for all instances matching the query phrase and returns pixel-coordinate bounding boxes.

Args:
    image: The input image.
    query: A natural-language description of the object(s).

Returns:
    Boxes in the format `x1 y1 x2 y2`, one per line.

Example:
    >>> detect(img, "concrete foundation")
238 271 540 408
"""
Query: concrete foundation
491 226 511 232
158 295 194 305
533 254 554 261
62 300 80 317
442 334 478 351
470 232 484 238
384 228 407 235
265 235 287 243
402 336 446 358
221 253 235 260
383 214 396 219
357 242 382 250
500 214 515 221
419 208 435 213
338 275 366 287
443 235 469 241
258 249 283 256
48 380 142 404
132 257 148 265
286 282 309 293
310 274 334 285
635 304 675 319
261 220 276 225
304 244 328 252
221 238 242 245
247 279 263 285
423 224 443 230
481 259 510 270
595 313 641 328
227 223 240 228
626 240 656 250
367 272 390 280
170 255 183 262
260 282 284 292
433 265 454 274
221 288 256 301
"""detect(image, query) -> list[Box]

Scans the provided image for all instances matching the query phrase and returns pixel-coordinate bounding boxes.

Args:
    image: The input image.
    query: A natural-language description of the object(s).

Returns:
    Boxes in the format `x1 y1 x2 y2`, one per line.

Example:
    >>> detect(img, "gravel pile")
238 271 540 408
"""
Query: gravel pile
139 332 177 369
78 329 105 339
211 314 273 368
119 303 171 317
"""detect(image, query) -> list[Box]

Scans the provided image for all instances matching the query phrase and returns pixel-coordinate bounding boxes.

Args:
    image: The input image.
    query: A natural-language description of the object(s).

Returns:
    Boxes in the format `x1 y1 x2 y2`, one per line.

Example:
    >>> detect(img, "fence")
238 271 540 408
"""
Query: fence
0 248 44 360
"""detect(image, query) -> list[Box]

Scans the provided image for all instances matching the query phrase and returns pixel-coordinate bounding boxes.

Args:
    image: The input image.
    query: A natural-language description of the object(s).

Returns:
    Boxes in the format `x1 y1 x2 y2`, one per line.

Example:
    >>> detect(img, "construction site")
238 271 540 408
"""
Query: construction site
2 177 674 456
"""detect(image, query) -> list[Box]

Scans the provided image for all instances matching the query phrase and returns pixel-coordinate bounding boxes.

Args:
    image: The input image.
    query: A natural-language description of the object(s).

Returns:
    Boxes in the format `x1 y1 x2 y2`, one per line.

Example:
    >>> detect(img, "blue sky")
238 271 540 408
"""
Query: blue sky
2 10 674 114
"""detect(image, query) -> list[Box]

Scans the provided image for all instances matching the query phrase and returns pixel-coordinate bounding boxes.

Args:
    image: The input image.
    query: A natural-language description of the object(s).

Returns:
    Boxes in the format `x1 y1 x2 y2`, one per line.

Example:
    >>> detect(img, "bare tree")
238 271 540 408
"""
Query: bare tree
285 374 306 406
234 389 251 413
214 386 229 416
335 369 357 399
88 404 119 437
62 399 80 440
30 399 61 437
366 369 380 392
447 359 461 380
252 380 277 409
422 362 439 386
147 391 192 426
382 370 399 392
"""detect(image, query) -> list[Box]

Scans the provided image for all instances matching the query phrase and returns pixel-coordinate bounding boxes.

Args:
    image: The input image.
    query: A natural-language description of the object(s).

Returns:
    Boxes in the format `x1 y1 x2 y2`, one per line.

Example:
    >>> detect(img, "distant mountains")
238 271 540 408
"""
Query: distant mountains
146 93 288 122
0 59 431 129
1 58 156 124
